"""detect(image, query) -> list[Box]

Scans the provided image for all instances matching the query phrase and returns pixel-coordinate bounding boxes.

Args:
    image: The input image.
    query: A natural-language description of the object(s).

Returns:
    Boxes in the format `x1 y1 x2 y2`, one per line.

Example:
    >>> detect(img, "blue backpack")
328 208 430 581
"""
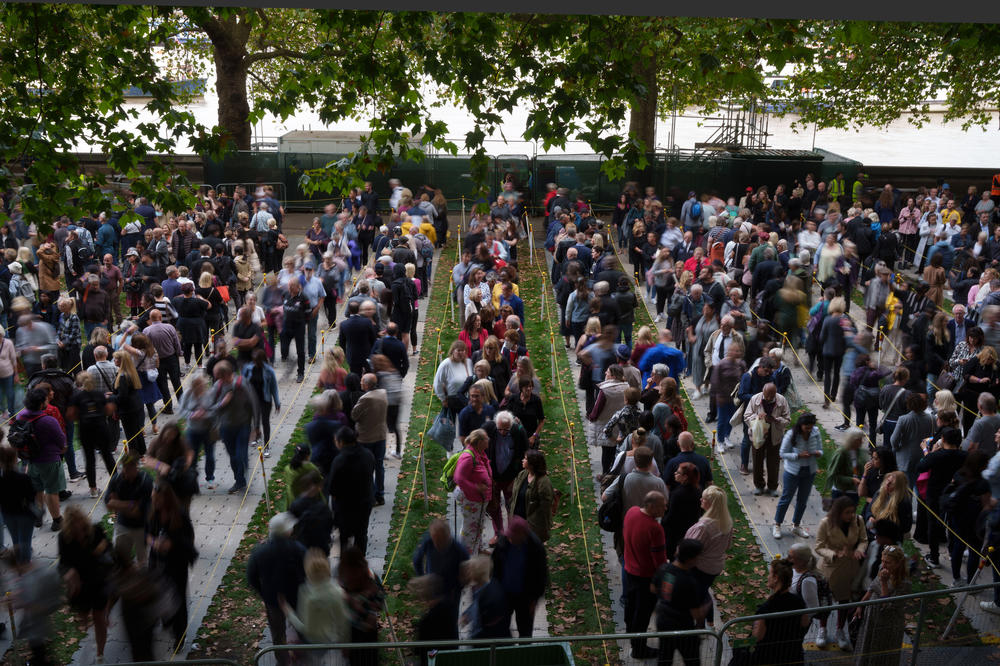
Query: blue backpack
690 201 703 219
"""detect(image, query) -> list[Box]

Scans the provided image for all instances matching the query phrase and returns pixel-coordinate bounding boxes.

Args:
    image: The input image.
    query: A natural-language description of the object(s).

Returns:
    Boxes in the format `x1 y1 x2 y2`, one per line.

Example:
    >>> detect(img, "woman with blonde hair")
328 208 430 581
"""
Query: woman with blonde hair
112 350 147 455
473 377 498 409
317 347 348 391
506 355 541 397
121 333 162 433
279 548 351 660
630 325 657 365
866 470 911 537
853 544 911 663
684 484 734 626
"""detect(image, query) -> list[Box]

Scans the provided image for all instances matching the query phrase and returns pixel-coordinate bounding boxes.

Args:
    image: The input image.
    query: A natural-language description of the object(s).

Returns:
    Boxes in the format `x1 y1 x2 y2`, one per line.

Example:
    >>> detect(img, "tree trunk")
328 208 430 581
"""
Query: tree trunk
214 46 251 150
628 59 658 153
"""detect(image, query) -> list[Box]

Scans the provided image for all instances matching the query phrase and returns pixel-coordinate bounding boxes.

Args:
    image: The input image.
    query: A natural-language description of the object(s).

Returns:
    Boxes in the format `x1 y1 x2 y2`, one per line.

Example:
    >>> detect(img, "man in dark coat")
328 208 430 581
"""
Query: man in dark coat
337 300 379 376
247 512 306 666
325 426 376 555
491 516 549 639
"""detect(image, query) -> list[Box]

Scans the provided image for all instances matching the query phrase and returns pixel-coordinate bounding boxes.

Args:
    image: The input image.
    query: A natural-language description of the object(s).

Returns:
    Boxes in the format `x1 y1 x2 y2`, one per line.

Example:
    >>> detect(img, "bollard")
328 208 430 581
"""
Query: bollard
710 429 716 461
259 446 271 514
461 196 466 233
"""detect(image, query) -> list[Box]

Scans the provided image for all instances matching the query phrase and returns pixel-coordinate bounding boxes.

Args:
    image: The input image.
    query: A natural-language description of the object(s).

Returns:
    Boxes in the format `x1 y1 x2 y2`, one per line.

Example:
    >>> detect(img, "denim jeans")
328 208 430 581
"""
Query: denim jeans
775 467 816 526
221 424 250 488
188 429 216 481
717 403 737 444
1 512 34 563
362 439 386 500
64 421 79 477
0 374 14 414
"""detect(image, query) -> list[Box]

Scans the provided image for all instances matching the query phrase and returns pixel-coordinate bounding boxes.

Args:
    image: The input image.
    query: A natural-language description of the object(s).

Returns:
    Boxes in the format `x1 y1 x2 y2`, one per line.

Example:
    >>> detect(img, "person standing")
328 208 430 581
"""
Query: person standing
0 443 37 563
453 428 493 555
622 490 668 660
750 558 810 665
325 426 376 554
247 513 307 666
816 496 868 651
143 309 184 414
509 450 555 543
745 383 791 496
651 539 707 666
337 300 379 377
773 413 824 540
352 373 389 506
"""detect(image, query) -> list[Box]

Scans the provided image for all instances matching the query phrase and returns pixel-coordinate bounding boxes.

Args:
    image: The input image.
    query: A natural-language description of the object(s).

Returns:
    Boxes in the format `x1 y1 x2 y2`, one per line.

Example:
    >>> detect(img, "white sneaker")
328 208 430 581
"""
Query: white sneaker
772 524 782 539
837 627 852 651
716 445 727 456
654 313 663 323
692 389 703 400
725 438 736 450
792 525 812 539
815 626 828 648
981 601 1000 615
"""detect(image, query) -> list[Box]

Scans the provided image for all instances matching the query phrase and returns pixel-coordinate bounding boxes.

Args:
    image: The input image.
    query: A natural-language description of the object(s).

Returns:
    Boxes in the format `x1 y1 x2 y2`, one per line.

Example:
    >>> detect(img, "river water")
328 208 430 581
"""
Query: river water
98 76 1000 169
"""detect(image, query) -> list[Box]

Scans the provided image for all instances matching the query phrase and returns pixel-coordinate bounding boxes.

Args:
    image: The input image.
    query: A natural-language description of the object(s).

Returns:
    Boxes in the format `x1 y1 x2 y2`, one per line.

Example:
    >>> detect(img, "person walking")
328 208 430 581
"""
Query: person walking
325 426 376 554
58 506 113 662
0 444 37 563
146 482 198 652
20 387 68 530
247 513 307 666
352 373 388 506
773 413 824 540
242 349 281 456
491 515 548 639
69 372 116 498
206 361 258 494
652 538 707 666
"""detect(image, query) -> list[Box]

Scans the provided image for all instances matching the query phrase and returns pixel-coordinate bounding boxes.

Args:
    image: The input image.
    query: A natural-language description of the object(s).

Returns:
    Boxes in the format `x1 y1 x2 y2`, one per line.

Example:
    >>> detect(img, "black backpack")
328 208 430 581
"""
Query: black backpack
597 479 624 533
9 415 42 461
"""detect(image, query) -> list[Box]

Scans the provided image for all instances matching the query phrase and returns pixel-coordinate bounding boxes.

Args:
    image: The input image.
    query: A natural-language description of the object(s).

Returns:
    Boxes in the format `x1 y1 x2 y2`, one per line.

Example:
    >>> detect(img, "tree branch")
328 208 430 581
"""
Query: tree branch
244 47 310 65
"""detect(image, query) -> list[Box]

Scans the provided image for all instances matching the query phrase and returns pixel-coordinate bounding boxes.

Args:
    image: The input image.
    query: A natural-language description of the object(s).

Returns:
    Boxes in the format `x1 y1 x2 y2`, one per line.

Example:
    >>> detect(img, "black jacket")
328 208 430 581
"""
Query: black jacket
491 530 548 601
246 536 307 607
483 420 530 483
338 314 378 373
325 444 376 513
290 494 335 554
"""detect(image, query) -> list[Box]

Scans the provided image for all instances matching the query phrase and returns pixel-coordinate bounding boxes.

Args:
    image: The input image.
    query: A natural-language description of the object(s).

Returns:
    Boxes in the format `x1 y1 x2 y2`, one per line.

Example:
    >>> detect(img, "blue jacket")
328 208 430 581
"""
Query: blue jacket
241 363 281 408
637 344 687 386
499 294 525 324
96 222 118 259
927 240 955 271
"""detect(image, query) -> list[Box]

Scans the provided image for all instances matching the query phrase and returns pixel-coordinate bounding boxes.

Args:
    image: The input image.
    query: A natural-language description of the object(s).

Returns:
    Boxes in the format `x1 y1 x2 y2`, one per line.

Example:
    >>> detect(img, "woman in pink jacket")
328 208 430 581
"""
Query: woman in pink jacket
454 428 493 554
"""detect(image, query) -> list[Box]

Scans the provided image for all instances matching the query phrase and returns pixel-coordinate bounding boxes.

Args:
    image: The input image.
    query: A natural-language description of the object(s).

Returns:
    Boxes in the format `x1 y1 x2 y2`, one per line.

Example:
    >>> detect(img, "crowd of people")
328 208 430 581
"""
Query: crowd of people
1 171 999 664
0 180 463 664
541 175 1000 662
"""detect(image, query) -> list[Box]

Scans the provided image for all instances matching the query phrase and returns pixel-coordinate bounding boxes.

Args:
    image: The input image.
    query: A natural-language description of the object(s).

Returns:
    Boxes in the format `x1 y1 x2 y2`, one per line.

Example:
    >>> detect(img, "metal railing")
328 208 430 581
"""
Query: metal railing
249 582 998 666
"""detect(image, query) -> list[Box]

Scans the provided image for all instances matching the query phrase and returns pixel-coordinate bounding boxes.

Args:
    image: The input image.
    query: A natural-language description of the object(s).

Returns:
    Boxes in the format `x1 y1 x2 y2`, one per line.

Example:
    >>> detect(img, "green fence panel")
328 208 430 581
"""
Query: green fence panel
428 642 575 666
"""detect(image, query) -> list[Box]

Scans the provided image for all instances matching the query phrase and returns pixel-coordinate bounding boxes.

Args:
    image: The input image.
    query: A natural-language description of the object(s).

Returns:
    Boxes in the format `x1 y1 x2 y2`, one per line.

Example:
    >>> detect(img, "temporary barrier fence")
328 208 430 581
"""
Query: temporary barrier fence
249 582 999 666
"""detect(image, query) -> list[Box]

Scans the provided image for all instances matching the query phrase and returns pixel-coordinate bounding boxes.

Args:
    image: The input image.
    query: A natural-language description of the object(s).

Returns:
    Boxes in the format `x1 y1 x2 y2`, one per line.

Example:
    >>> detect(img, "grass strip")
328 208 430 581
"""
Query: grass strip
379 246 457 637
524 248 616 664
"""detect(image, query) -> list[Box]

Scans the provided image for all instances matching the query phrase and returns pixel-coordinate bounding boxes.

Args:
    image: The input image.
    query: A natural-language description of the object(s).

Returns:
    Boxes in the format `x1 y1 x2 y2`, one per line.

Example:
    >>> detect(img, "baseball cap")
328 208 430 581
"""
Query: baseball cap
942 183 951 190
126 248 139 257
304 261 315 270
615 344 630 360
746 187 753 192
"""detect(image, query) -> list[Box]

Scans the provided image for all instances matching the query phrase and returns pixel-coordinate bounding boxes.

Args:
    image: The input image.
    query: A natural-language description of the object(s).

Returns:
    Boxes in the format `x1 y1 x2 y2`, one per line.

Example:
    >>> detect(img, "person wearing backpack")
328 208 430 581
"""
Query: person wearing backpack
788 542 834 647
17 387 67 531
680 191 704 238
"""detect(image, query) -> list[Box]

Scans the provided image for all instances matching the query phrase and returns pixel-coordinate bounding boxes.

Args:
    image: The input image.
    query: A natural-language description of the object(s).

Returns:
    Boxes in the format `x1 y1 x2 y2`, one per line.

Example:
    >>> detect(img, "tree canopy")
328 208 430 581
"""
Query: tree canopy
1 8 998 232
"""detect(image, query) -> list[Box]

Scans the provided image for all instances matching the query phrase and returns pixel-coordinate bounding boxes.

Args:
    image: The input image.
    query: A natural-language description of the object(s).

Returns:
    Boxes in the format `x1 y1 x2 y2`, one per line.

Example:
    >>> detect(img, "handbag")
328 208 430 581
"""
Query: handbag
146 368 159 382
750 417 767 450
427 408 457 452
937 370 957 391
216 285 231 303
